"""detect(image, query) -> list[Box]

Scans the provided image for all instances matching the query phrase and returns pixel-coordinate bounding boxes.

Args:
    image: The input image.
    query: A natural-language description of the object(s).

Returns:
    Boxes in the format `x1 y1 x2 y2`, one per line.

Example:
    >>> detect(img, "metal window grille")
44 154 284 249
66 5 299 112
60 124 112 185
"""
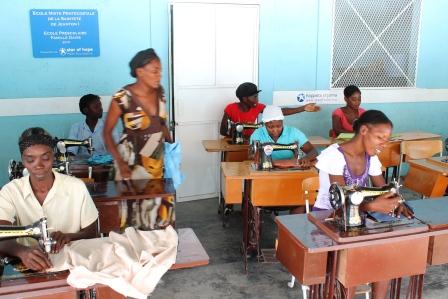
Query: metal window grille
331 0 422 88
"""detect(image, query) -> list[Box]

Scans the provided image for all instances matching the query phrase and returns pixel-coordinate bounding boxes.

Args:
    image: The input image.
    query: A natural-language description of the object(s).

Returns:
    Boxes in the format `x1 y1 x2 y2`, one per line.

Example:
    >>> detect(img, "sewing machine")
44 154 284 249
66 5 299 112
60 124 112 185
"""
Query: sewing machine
0 218 55 257
227 120 262 144
8 159 68 180
55 137 94 161
250 141 299 170
8 160 27 181
328 180 403 231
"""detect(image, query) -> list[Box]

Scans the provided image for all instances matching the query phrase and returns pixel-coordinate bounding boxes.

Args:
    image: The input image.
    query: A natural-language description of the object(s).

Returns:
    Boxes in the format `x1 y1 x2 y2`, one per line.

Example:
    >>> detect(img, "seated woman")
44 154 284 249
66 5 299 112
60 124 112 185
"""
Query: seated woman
314 110 413 298
0 128 98 271
250 105 318 168
331 85 365 137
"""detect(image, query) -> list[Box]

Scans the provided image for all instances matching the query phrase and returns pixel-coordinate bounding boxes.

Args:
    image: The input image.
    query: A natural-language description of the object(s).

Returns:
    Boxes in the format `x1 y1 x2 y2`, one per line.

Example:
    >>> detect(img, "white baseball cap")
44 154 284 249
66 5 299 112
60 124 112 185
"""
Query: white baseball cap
262 105 284 123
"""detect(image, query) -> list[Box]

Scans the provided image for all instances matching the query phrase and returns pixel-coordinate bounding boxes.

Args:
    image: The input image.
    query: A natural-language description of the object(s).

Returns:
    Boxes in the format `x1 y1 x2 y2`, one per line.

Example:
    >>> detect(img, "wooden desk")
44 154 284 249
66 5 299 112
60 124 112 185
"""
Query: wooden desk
221 161 318 270
0 228 209 299
408 197 448 266
221 162 319 205
276 213 434 298
89 179 176 233
404 157 448 197
205 137 330 226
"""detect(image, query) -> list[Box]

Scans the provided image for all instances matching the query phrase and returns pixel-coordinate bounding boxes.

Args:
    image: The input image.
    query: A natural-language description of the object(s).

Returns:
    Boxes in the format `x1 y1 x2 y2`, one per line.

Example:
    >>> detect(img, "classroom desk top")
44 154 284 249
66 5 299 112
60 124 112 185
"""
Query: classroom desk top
88 178 176 202
275 212 433 254
404 157 448 197
221 161 318 179
408 197 448 230
408 157 448 176
333 131 441 143
202 136 331 152
390 131 441 141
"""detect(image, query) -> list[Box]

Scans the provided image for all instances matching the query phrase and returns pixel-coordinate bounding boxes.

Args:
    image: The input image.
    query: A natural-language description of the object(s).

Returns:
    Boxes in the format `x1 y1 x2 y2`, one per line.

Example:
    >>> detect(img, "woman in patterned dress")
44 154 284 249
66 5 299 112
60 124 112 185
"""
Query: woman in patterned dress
103 48 173 229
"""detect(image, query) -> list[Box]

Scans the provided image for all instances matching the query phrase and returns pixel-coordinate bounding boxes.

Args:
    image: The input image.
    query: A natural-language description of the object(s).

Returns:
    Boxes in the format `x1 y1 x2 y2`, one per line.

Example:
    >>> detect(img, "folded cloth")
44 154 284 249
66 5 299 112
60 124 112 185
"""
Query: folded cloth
87 154 114 165
49 226 178 299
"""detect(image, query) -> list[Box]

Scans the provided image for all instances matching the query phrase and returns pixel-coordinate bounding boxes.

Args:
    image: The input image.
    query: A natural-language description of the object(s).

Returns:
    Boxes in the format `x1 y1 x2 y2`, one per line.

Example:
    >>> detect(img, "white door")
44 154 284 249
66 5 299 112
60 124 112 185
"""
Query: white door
170 1 259 201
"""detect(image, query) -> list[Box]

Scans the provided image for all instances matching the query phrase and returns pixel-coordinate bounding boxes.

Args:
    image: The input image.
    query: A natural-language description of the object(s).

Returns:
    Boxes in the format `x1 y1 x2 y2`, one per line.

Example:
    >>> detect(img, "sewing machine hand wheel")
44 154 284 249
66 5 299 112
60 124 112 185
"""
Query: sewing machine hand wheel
329 183 344 210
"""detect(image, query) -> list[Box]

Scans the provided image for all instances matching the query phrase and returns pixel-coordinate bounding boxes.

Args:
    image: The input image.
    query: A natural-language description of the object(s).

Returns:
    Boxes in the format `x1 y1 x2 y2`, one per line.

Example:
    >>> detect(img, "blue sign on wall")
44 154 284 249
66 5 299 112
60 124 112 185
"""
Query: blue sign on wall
29 9 100 58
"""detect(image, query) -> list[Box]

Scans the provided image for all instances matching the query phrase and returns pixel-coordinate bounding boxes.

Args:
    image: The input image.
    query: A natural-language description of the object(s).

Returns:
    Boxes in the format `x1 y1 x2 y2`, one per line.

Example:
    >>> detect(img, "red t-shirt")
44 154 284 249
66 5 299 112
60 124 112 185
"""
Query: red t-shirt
332 107 366 133
224 102 265 136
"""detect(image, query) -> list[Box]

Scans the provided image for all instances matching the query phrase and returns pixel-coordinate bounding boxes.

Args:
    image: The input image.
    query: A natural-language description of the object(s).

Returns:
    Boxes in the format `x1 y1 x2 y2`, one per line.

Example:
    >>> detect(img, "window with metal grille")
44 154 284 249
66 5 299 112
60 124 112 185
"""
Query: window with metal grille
331 0 422 88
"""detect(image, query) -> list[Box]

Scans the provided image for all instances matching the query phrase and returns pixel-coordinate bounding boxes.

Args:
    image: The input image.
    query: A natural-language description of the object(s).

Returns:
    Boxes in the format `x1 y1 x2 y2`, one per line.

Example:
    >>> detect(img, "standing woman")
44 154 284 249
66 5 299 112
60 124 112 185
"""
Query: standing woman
331 85 366 137
103 48 173 230
104 48 171 181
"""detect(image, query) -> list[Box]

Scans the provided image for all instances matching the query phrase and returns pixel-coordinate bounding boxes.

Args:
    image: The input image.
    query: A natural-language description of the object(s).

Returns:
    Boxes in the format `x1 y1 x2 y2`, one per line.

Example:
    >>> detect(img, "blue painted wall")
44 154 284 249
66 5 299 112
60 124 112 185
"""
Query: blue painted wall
258 0 447 146
0 0 447 183
0 0 170 184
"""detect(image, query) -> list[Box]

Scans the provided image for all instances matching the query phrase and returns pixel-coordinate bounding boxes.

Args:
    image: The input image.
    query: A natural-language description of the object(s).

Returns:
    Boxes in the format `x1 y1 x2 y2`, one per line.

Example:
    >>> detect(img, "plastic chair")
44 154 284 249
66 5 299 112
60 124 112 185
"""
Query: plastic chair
398 139 443 178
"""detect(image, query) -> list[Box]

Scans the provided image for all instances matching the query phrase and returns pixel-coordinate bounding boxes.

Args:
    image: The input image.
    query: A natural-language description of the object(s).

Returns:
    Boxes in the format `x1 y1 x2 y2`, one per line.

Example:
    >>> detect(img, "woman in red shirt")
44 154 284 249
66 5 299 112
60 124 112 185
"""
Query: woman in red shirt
331 85 366 137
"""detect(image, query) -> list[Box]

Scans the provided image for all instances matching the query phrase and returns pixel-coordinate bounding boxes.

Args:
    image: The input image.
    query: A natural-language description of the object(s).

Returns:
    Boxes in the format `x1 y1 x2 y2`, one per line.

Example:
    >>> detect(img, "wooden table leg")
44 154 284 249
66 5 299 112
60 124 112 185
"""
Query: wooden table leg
407 274 424 299
242 179 250 273
254 206 262 261
390 277 402 299
324 251 338 299
417 274 424 299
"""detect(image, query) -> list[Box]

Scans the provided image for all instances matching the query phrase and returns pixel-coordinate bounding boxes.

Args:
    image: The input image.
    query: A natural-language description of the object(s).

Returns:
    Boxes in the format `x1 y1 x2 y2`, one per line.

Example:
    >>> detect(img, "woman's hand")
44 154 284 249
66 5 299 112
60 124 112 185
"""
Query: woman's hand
50 231 72 253
118 160 132 179
363 191 401 214
17 247 52 271
304 103 321 112
393 201 414 219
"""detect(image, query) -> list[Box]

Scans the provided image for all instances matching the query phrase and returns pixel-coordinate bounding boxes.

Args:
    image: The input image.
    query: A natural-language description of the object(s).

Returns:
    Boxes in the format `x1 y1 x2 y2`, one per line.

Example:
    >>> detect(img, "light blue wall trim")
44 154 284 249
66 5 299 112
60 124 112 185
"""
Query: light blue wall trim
416 0 448 88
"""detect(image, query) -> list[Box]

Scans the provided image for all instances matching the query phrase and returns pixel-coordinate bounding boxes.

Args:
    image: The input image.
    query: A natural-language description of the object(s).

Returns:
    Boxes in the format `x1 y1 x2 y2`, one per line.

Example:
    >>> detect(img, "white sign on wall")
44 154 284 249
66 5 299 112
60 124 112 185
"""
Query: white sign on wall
274 88 448 106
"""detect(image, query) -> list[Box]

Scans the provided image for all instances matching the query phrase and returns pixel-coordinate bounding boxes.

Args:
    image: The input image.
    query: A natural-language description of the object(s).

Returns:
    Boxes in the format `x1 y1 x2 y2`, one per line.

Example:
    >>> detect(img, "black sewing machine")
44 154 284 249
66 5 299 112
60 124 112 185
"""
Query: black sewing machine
55 137 94 161
227 120 262 144
8 160 26 181
0 218 55 258
8 158 70 180
328 180 405 231
251 141 299 170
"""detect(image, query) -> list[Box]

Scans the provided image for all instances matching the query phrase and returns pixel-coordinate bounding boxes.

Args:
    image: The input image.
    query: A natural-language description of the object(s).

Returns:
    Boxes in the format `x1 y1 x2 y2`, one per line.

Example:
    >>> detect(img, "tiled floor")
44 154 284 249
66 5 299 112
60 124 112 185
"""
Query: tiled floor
152 191 448 299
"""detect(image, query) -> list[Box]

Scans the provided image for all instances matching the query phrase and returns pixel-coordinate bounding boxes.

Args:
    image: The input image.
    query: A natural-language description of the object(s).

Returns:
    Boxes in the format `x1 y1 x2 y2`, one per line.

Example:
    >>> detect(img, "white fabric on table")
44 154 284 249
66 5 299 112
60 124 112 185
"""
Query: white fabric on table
50 226 178 299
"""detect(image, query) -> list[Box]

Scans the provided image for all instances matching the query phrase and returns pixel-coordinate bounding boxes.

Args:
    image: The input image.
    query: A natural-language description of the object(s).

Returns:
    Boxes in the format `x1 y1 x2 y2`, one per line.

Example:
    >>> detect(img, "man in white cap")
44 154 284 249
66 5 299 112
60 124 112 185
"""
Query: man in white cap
250 105 317 167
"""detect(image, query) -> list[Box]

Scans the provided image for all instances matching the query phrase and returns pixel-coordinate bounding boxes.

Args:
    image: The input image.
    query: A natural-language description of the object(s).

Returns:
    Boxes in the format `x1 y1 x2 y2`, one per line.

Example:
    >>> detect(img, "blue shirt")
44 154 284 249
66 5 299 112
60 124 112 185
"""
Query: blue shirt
68 118 119 155
250 125 309 160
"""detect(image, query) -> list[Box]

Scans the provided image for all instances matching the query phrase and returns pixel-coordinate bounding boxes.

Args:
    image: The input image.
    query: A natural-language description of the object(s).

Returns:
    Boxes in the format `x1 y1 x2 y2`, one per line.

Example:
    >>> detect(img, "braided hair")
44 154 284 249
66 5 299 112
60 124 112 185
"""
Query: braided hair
18 127 54 155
